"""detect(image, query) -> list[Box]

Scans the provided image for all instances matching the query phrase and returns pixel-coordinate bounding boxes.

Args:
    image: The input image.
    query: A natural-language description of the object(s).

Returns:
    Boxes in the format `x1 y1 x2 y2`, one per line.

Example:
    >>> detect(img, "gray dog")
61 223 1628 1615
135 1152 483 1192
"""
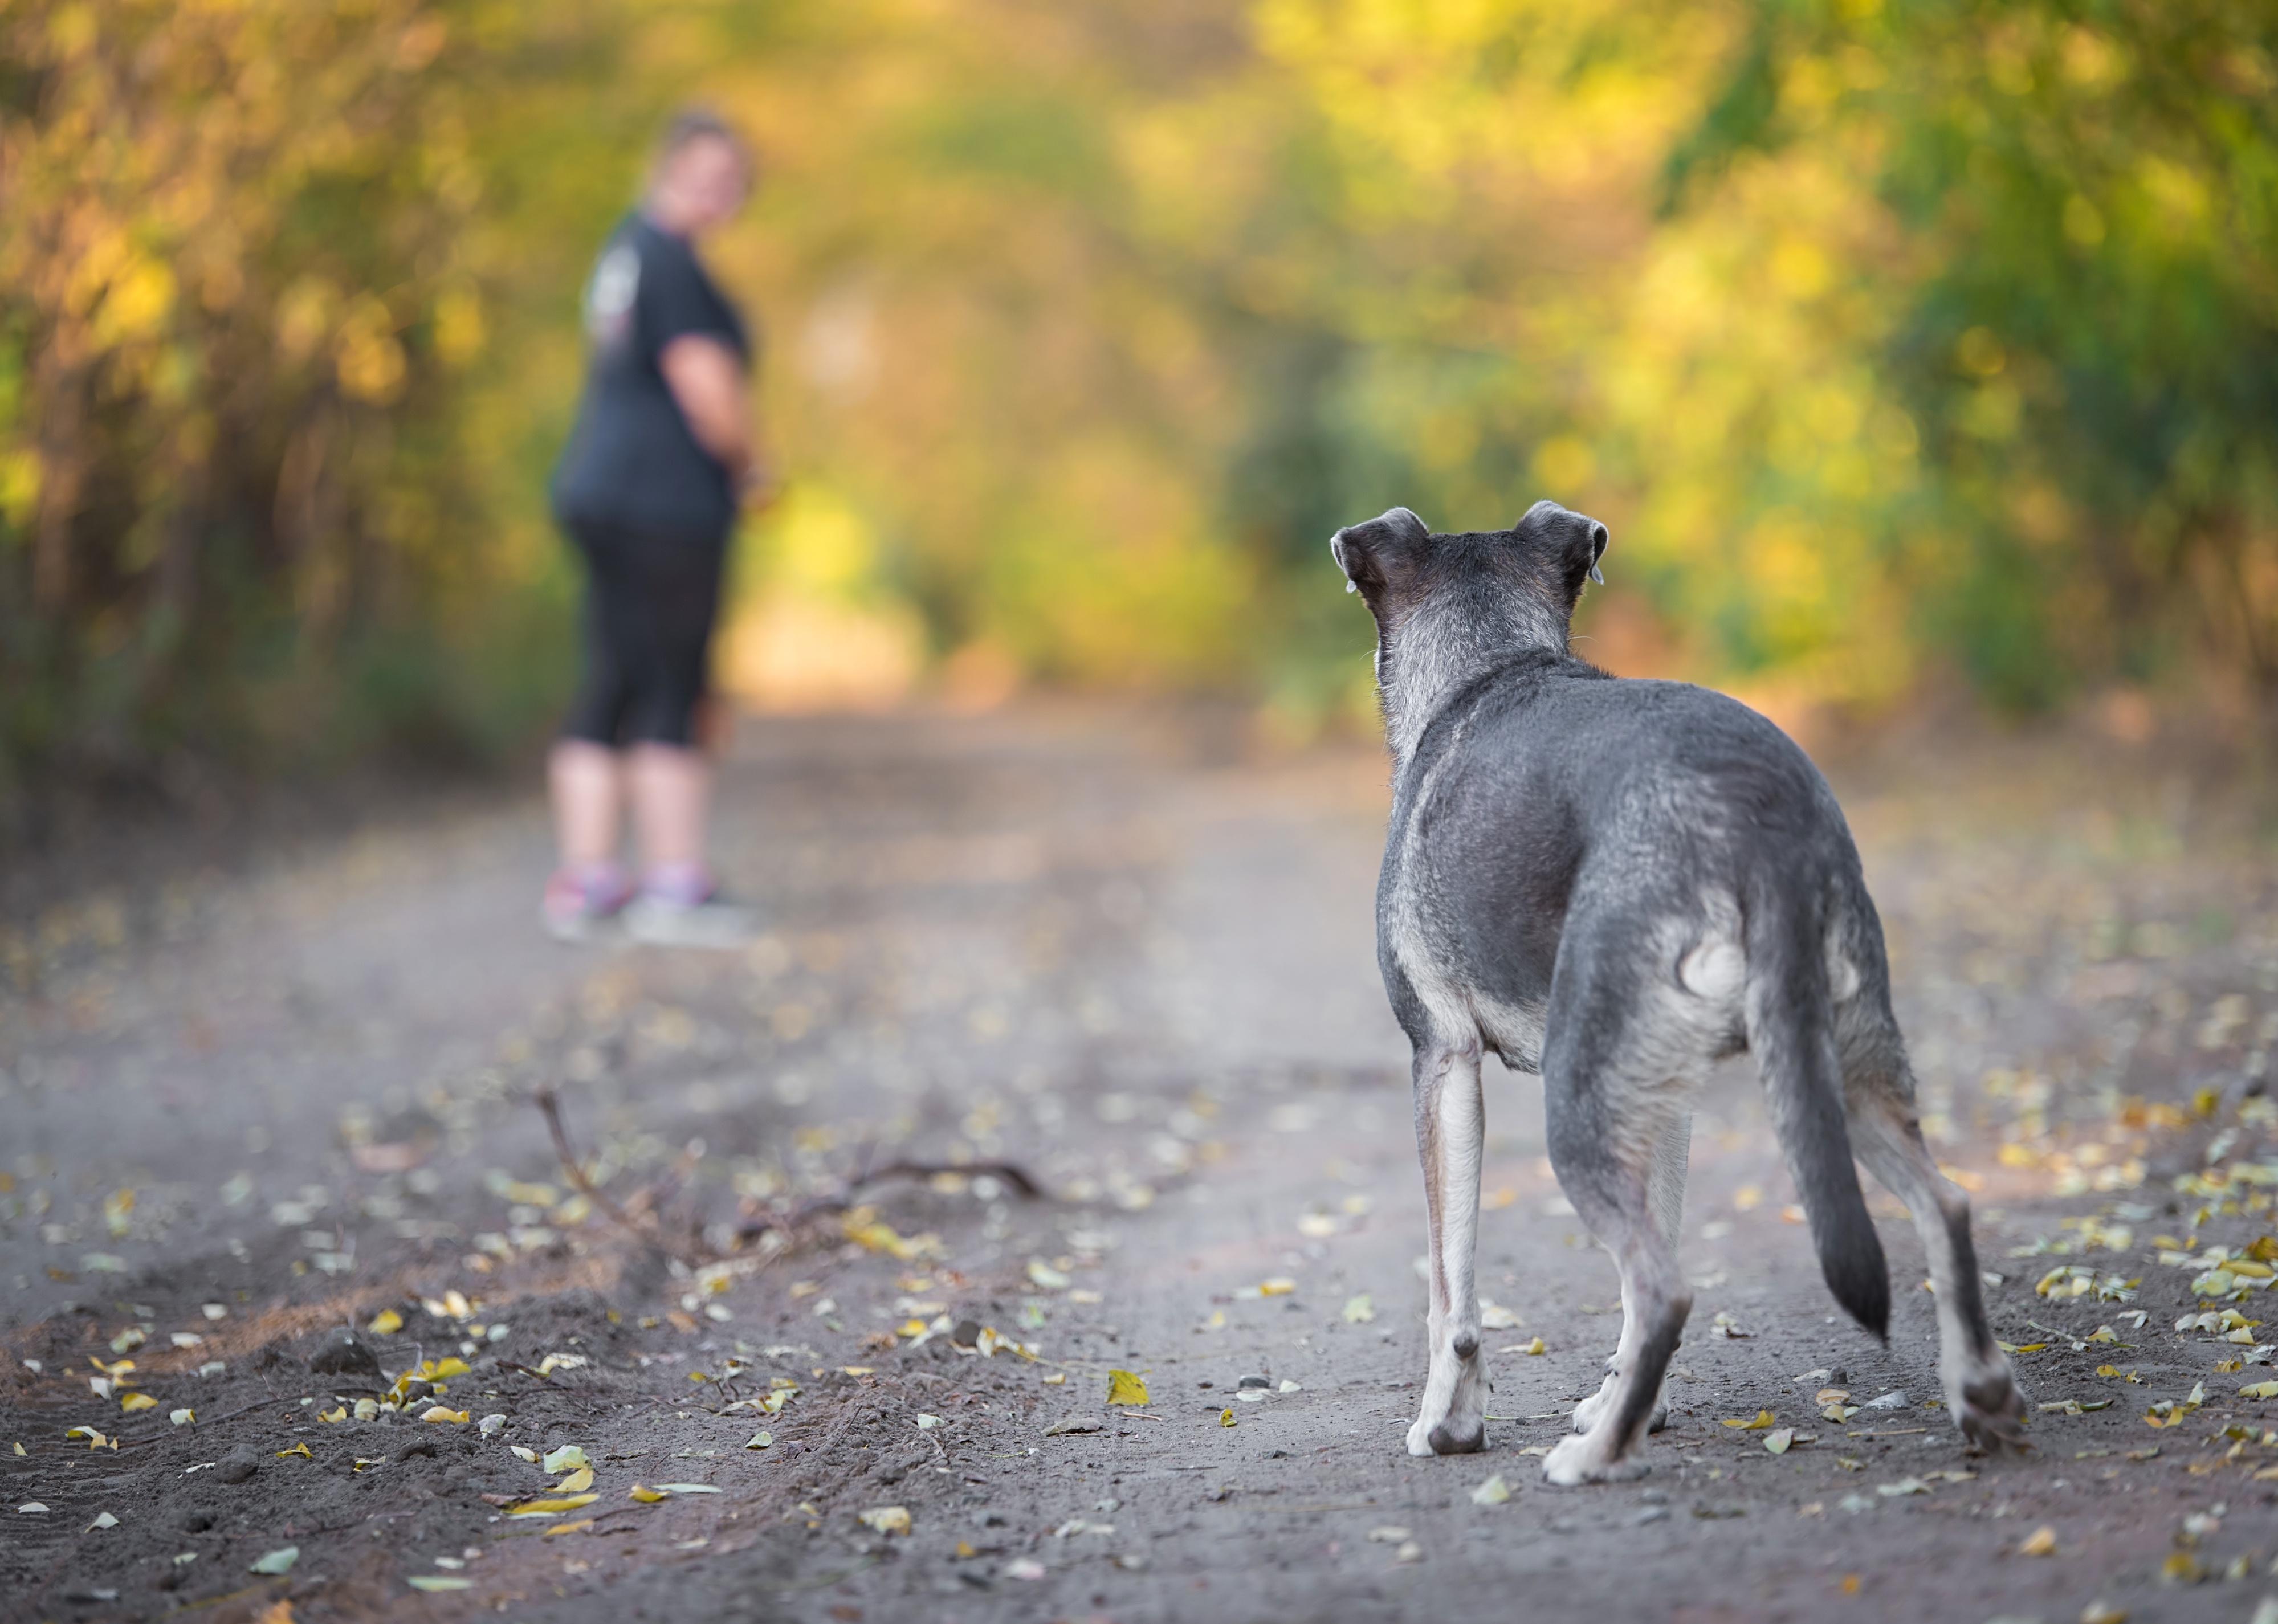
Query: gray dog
1332 501 2027 1484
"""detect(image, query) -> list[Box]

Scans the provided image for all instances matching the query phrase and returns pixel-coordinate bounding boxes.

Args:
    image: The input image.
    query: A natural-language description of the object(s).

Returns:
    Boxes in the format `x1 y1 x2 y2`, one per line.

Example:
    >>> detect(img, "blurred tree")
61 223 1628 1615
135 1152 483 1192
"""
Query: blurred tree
0 0 504 786
1657 0 2278 709
6 0 2275 805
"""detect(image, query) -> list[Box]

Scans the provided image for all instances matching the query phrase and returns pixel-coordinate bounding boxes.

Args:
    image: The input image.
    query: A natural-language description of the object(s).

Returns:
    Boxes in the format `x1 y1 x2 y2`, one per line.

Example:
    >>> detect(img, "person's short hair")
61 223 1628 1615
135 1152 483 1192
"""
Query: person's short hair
655 108 753 176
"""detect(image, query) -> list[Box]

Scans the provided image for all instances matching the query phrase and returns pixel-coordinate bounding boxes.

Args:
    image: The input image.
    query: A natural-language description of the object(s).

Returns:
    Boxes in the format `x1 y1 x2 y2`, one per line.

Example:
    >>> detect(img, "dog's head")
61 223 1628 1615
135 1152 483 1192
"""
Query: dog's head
1331 502 1608 742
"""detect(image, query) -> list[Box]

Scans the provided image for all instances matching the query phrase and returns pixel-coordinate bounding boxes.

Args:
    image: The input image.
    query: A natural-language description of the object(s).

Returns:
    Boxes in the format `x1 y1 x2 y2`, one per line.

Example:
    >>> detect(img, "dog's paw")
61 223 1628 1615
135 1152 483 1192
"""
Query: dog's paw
1954 1364 2030 1454
1429 1418 1486 1455
1647 1401 1671 1434
1406 1413 1486 1456
1541 1432 1651 1487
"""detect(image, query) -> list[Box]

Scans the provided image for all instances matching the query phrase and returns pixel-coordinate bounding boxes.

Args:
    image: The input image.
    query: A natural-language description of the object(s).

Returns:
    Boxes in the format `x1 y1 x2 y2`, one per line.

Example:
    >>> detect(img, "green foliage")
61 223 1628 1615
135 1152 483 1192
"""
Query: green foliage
0 0 513 785
1645 0 2278 704
6 0 2276 797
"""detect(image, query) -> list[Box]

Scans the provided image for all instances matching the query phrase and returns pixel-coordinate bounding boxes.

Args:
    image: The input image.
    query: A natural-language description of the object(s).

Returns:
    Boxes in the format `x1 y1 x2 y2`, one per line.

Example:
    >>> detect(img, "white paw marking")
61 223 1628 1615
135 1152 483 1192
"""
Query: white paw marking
1541 1431 1651 1486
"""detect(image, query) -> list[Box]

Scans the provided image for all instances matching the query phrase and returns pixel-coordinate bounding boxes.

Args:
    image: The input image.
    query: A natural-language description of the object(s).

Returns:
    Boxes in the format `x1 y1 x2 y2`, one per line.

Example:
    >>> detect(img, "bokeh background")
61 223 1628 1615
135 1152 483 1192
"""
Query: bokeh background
5 0 2276 799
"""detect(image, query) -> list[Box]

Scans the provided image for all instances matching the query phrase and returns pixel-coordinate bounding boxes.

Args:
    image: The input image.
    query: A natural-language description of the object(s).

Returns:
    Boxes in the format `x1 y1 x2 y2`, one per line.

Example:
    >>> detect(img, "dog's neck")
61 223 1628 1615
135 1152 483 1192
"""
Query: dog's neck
1379 595 1569 768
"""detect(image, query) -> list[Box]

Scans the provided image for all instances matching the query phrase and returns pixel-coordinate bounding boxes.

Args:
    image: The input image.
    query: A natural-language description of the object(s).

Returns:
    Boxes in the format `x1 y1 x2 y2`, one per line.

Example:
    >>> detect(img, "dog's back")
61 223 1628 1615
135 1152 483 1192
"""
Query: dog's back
1386 653 1863 1054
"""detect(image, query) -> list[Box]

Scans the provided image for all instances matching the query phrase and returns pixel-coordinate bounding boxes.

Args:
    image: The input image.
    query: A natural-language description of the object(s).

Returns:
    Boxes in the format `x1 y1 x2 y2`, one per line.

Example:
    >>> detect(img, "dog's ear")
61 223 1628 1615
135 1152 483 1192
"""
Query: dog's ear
1517 499 1609 594
1331 507 1431 603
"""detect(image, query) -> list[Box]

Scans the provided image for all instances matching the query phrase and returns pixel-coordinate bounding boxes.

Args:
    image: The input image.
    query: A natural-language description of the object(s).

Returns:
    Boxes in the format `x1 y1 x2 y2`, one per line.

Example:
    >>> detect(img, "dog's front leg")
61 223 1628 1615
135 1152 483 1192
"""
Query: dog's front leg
1407 1040 1488 1455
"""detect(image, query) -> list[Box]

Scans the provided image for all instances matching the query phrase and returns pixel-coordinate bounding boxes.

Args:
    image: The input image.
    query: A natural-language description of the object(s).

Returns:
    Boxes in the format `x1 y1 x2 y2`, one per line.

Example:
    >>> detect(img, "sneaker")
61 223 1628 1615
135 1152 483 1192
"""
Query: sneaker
542 863 634 943
622 867 756 949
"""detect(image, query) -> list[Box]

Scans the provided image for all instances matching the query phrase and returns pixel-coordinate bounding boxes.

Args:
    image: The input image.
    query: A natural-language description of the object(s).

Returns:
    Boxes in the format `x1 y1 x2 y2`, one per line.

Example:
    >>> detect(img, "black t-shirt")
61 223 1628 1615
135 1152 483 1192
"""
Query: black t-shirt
551 213 751 545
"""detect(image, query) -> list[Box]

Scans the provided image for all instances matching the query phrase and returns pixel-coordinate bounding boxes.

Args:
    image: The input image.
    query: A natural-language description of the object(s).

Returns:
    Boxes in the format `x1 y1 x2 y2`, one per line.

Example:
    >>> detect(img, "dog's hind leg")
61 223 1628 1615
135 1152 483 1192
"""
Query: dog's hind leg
1572 1111 1688 1438
1539 937 1691 1484
1648 1110 1691 1246
1839 1004 2026 1452
1406 1040 1488 1456
1542 1186 1687 1485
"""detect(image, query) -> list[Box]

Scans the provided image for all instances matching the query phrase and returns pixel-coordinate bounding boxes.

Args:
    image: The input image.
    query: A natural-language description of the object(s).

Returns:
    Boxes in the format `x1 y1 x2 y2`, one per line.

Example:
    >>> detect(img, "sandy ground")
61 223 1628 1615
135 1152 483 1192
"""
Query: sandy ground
5 703 2278 1624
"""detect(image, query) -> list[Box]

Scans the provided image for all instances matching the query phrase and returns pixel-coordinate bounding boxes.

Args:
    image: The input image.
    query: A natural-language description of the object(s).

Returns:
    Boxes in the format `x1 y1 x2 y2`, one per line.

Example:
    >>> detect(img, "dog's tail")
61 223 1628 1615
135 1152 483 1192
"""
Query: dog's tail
1742 884 1889 1340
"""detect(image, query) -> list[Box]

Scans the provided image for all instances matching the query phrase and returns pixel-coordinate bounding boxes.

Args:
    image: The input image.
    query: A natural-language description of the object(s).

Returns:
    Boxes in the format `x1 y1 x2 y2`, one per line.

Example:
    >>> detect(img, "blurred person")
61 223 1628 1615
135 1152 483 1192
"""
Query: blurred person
544 109 770 946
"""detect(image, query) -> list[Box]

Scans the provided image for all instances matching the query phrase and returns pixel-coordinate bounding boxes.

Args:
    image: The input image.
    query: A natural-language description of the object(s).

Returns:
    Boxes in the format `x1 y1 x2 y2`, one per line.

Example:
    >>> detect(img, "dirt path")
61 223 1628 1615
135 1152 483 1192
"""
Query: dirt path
5 705 2277 1623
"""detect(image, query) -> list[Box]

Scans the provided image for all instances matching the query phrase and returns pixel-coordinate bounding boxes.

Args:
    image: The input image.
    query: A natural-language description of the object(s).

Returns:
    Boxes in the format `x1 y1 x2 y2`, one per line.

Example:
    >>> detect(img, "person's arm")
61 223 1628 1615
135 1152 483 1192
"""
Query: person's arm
658 334 769 499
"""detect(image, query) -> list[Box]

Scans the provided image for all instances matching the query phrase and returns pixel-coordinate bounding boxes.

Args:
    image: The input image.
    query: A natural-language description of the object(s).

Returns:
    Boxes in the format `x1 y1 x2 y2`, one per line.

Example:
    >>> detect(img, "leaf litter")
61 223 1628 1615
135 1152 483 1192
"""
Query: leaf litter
21 740 2278 1619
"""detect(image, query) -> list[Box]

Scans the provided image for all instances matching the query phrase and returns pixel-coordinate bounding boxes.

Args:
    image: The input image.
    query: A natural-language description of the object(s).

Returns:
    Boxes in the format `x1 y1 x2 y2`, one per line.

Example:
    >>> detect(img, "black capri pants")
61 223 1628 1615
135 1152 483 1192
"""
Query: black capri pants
559 519 726 749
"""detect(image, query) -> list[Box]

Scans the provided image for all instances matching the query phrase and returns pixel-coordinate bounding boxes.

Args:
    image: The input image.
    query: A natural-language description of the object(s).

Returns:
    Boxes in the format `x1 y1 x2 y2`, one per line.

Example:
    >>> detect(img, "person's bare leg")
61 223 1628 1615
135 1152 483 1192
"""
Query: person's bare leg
627 742 710 876
549 740 623 870
544 740 633 940
621 741 753 946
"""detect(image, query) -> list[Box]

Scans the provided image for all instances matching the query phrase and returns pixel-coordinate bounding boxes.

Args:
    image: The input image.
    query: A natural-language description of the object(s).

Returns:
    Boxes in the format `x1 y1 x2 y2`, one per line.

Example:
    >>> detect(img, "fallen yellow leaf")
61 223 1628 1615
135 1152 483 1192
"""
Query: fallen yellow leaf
420 1406 469 1425
542 1519 597 1538
849 1219 933 1260
368 1309 404 1335
1721 1410 1777 1430
275 1443 312 1459
1107 1369 1150 1406
629 1484 667 1503
2019 1525 2057 1557
118 1393 157 1413
317 1406 346 1423
1220 1407 1236 1427
555 1467 593 1493
506 1494 599 1517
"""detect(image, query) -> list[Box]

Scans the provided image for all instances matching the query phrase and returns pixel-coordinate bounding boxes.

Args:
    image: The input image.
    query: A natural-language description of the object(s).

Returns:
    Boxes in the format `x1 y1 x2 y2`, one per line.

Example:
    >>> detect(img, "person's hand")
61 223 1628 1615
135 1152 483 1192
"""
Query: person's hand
738 458 781 514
